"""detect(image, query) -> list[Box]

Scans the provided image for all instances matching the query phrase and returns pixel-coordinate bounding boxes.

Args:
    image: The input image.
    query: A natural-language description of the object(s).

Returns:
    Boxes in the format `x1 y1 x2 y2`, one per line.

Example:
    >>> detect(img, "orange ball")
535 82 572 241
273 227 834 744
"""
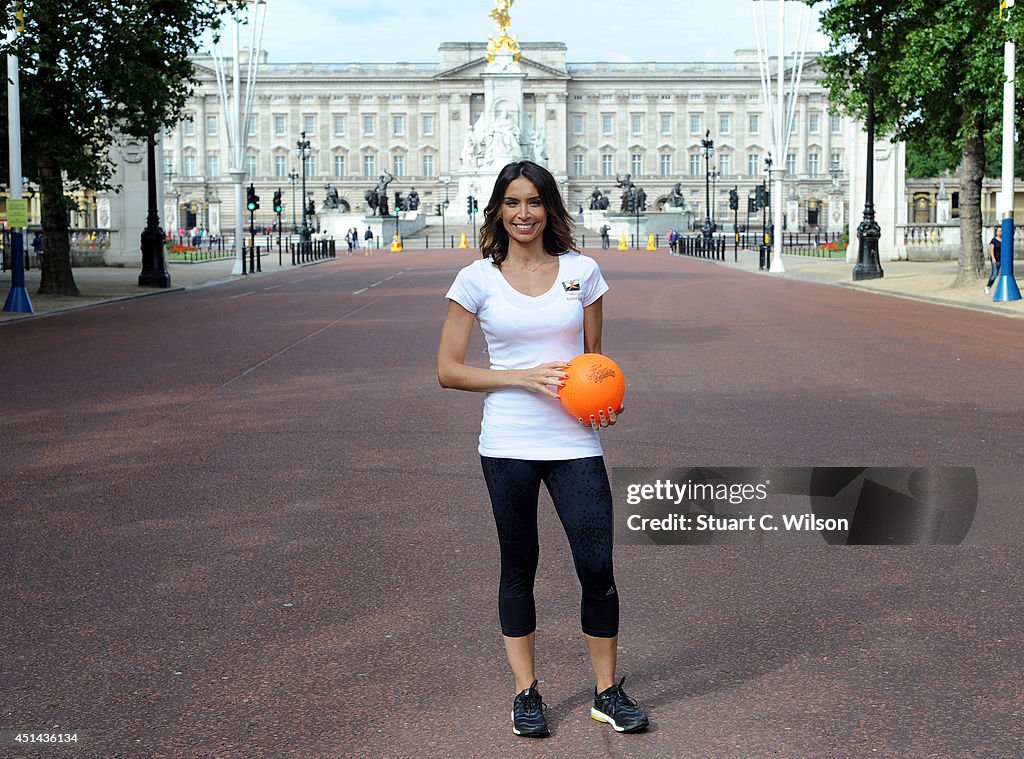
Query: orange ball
558 353 626 423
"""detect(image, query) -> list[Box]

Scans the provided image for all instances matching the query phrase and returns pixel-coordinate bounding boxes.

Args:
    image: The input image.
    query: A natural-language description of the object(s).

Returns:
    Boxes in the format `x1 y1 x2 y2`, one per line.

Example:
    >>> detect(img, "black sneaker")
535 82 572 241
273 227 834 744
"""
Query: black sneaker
511 680 549 737
591 676 649 733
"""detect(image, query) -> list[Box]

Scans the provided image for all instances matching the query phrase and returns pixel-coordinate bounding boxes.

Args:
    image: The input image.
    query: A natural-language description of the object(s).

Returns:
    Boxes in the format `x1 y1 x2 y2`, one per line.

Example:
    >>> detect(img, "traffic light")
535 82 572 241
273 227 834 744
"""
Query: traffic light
728 188 739 211
466 195 474 215
473 198 479 213
754 184 766 209
273 189 283 214
307 199 316 217
246 185 259 212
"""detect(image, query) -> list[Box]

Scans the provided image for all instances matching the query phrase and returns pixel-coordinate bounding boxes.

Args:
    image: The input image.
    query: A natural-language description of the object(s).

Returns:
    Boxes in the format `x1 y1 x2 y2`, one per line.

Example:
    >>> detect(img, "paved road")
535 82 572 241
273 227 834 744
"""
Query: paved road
2 250 1021 758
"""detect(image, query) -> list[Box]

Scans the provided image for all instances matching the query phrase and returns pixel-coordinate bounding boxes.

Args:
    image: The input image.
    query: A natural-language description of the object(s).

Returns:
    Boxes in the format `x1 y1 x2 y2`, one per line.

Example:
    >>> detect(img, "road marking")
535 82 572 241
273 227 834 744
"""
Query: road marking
263 284 283 291
231 291 256 299
353 287 368 295
210 299 381 392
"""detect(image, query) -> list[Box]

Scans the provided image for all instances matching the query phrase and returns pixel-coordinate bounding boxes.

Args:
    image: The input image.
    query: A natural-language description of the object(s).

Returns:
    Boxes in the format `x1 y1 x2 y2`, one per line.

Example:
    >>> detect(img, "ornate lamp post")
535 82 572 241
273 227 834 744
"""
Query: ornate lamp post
710 166 720 229
296 132 311 241
288 169 299 234
852 84 884 281
701 131 715 240
440 175 450 248
139 137 170 288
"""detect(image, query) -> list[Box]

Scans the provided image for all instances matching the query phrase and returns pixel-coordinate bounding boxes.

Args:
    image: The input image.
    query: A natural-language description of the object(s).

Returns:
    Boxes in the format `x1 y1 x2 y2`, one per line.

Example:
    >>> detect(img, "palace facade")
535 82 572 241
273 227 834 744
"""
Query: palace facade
162 43 854 236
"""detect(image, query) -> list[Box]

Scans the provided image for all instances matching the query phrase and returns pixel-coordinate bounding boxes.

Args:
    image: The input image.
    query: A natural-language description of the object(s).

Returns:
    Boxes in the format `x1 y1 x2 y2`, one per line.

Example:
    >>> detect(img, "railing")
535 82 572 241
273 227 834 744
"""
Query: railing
676 236 727 260
1 228 111 270
290 238 336 265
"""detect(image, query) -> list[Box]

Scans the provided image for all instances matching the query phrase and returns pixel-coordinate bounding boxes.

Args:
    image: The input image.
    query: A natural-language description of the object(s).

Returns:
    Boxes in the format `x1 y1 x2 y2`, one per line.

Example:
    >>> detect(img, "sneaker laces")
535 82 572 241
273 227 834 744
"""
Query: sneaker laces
517 683 546 716
600 676 639 709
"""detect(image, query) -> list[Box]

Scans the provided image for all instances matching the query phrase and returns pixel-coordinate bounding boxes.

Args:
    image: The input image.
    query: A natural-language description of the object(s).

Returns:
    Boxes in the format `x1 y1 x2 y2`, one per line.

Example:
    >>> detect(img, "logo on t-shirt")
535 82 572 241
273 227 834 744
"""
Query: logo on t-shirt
561 279 580 291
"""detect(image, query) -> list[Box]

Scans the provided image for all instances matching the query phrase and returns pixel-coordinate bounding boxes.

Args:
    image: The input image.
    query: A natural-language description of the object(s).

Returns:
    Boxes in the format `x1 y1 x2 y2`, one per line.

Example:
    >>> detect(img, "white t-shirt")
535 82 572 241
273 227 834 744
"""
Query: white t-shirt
445 251 609 460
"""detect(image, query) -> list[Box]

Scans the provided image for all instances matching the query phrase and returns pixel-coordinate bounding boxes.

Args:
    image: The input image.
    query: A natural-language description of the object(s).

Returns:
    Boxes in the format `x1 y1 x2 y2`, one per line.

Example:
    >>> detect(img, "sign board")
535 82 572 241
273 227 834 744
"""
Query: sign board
7 199 28 229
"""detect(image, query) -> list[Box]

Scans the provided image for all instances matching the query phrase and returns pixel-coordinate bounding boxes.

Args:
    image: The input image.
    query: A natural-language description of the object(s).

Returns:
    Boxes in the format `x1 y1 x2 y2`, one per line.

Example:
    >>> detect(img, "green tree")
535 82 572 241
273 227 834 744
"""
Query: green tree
809 0 1024 284
0 0 242 295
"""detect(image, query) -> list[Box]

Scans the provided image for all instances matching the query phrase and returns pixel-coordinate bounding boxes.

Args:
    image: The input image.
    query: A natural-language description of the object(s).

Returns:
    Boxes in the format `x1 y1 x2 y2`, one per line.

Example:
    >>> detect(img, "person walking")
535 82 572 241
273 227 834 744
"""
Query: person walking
437 160 648 739
363 226 374 254
985 226 1002 294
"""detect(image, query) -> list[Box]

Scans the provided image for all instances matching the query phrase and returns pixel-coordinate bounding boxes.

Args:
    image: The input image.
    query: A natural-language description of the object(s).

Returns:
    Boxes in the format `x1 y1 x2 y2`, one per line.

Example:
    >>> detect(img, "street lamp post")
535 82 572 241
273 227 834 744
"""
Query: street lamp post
852 85 884 281
440 175 450 249
710 167 720 229
288 169 298 234
297 132 311 241
139 136 170 288
701 131 715 240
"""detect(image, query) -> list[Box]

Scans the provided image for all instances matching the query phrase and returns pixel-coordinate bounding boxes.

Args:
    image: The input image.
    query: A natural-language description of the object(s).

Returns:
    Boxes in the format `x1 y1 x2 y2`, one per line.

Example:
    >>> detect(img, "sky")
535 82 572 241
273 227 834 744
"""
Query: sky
235 0 827 65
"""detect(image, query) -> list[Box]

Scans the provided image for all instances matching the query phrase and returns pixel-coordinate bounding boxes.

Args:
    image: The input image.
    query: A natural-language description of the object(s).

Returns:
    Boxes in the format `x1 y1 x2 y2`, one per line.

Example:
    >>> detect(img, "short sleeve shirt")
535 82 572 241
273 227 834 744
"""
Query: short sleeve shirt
445 251 609 459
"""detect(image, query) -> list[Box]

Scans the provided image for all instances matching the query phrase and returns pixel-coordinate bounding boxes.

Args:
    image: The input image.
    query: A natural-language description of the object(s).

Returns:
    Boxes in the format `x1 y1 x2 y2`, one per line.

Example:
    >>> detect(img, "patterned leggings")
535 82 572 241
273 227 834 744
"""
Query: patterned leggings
479 456 619 638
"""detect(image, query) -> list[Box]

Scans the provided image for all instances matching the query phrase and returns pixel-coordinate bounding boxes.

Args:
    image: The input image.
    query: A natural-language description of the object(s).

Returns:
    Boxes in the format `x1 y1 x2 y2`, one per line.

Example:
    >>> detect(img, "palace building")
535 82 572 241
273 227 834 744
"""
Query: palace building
162 41 861 240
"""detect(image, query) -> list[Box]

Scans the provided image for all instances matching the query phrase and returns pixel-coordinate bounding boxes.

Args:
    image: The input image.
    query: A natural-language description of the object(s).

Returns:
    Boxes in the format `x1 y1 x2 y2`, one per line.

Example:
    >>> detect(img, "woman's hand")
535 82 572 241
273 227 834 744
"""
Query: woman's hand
586 405 624 430
517 361 568 400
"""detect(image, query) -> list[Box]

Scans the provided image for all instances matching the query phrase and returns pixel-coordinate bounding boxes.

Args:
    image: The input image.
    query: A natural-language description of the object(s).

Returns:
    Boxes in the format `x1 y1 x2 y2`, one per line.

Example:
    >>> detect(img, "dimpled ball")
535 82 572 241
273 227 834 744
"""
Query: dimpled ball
558 353 626 423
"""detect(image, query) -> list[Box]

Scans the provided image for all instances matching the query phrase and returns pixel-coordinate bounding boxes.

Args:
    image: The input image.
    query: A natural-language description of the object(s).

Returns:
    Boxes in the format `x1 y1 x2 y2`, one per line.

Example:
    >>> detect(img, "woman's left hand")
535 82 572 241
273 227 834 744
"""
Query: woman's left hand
585 406 623 430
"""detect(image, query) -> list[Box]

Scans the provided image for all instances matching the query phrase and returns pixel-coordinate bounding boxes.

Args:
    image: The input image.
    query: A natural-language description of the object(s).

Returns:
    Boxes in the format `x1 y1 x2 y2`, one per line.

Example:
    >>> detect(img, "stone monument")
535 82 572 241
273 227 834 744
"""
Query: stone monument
455 1 549 211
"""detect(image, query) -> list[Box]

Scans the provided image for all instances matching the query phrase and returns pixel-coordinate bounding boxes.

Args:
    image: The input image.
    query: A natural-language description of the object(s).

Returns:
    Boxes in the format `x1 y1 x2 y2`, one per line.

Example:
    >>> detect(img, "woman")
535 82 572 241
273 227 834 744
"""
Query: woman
437 161 648 738
985 227 1002 294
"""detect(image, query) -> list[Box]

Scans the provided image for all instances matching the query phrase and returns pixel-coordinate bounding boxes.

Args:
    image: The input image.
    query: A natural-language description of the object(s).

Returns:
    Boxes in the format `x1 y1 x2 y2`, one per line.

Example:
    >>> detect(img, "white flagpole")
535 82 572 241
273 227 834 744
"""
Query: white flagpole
995 0 1022 300
3 21 32 313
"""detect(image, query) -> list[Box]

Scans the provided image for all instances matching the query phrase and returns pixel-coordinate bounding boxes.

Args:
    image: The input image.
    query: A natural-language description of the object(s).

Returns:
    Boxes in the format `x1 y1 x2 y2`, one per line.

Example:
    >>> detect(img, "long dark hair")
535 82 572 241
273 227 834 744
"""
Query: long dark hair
479 161 577 266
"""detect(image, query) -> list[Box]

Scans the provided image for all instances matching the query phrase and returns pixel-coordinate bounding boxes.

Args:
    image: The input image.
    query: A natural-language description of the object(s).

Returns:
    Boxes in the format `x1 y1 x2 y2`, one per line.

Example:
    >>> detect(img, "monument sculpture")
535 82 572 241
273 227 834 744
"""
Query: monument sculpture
616 174 647 214
667 182 686 209
589 187 610 211
323 184 341 210
364 171 395 216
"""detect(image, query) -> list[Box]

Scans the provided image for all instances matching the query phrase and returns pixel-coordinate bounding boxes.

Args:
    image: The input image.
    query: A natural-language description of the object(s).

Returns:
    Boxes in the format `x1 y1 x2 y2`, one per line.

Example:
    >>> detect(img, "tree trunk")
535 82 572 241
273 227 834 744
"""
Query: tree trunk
37 151 79 296
955 126 986 287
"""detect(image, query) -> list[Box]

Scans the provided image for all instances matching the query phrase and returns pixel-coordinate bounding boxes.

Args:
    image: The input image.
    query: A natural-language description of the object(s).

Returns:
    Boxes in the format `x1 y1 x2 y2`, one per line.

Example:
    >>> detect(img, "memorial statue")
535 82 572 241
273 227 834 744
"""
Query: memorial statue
364 171 395 216
667 182 685 209
323 184 341 210
485 105 522 165
589 187 609 211
406 187 420 211
616 174 635 213
530 128 548 167
615 174 647 214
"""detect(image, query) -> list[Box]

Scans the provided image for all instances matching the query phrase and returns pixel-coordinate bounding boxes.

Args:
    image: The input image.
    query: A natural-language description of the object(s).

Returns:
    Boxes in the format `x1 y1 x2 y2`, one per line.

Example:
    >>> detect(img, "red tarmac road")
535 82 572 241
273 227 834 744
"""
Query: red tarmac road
2 249 1021 758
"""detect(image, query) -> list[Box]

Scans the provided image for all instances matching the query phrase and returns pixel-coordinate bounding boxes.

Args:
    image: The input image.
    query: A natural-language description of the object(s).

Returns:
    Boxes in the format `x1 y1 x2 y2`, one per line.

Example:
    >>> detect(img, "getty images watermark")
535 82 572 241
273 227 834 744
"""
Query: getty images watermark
611 467 1021 546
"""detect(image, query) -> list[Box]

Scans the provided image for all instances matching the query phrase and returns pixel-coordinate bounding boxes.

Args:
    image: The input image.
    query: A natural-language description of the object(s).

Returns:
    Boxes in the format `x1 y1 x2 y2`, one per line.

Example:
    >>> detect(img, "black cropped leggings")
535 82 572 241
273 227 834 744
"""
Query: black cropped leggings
479 456 619 639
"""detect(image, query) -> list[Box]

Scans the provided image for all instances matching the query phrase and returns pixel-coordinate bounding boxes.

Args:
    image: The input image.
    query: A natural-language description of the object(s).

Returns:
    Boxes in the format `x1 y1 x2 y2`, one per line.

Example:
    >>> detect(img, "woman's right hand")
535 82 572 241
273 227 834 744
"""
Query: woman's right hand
517 361 568 400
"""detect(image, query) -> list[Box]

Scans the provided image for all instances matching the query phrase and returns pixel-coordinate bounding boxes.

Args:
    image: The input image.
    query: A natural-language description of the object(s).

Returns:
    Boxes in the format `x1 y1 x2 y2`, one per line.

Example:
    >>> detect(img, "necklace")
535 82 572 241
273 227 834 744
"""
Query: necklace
515 257 550 272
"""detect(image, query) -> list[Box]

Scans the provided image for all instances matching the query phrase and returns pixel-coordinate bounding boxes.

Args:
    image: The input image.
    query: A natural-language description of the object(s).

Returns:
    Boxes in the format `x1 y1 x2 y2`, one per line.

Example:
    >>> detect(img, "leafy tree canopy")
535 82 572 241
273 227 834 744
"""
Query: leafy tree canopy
0 0 245 191
808 0 1024 281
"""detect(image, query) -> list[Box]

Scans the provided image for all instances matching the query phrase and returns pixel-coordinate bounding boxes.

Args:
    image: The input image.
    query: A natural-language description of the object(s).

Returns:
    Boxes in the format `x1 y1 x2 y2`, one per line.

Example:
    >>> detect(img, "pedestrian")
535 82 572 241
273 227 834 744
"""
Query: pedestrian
363 227 374 253
437 160 648 739
985 226 1002 294
668 228 679 255
599 224 610 249
31 232 44 267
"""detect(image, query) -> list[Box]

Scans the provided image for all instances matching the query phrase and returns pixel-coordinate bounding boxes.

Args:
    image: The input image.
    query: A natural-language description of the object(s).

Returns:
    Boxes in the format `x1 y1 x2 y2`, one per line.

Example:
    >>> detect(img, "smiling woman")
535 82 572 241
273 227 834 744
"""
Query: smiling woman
436 159 649 739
